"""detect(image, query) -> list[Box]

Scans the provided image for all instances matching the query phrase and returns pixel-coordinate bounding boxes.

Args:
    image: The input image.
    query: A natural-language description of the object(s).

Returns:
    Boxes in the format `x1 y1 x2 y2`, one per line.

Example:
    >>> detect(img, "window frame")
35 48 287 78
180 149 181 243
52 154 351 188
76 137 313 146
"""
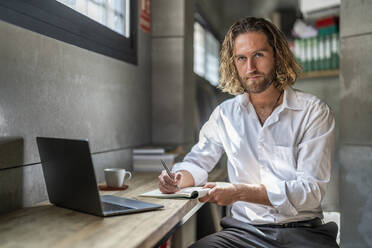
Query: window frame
0 0 138 64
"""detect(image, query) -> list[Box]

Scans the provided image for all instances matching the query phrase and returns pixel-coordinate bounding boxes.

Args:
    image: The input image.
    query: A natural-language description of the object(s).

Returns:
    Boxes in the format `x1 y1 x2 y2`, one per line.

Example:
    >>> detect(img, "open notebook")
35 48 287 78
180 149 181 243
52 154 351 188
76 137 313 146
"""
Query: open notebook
140 187 210 199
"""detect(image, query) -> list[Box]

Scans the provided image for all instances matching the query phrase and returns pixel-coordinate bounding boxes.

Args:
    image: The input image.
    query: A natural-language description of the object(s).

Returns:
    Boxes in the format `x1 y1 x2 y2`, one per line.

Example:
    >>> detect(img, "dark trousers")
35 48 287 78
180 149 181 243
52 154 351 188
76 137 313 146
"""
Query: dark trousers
190 217 339 248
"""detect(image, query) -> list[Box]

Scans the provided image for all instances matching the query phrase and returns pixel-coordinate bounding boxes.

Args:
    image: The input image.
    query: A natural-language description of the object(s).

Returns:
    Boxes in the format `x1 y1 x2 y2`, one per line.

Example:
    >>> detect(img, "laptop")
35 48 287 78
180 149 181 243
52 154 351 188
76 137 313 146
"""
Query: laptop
36 137 163 217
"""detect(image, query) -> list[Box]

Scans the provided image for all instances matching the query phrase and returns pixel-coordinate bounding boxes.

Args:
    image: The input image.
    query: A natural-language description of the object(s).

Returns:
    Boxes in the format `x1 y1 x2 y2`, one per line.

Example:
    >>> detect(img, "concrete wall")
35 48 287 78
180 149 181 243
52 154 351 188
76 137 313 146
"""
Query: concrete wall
151 0 196 145
339 0 372 247
0 6 152 214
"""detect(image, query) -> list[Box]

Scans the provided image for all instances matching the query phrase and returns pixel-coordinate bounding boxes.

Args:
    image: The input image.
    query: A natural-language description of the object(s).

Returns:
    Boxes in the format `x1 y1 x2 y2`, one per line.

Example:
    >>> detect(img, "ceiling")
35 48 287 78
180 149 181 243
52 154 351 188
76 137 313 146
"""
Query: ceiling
196 0 299 39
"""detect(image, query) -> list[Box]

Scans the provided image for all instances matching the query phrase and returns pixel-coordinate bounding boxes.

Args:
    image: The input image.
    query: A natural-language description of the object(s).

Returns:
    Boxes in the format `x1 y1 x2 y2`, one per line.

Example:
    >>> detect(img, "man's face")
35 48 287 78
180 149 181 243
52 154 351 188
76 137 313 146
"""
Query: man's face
233 32 275 94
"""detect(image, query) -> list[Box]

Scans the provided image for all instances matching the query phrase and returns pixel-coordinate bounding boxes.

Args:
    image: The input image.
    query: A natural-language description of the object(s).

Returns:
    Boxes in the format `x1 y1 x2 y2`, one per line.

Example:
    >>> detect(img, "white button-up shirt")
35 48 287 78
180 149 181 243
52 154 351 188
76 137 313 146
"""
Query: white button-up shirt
172 86 335 224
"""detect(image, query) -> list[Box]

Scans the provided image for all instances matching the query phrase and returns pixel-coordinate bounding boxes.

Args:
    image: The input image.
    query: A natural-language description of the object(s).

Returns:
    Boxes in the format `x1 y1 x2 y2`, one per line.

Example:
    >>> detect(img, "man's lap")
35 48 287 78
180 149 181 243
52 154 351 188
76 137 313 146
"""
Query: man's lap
190 217 339 248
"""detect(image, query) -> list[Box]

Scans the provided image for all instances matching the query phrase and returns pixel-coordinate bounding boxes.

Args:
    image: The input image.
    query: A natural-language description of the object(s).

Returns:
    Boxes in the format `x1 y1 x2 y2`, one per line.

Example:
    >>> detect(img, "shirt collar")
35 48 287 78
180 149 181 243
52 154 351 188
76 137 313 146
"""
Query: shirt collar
237 86 304 112
237 92 249 108
282 86 304 111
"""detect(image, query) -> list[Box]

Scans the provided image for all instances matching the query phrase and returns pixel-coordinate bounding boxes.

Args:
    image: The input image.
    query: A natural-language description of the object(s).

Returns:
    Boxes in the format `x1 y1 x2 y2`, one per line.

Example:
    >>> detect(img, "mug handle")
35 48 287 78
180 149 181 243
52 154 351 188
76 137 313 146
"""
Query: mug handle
124 171 132 181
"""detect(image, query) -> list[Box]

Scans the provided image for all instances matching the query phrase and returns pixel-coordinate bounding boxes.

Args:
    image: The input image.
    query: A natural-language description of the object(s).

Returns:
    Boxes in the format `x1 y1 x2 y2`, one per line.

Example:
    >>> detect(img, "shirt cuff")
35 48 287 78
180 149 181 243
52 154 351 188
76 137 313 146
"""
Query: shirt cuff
172 161 208 186
263 180 298 216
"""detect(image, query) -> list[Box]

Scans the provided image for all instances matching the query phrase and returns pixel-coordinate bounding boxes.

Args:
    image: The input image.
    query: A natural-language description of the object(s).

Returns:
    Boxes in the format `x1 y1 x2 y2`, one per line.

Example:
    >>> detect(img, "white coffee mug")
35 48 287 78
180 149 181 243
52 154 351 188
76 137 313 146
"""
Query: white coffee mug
104 168 132 187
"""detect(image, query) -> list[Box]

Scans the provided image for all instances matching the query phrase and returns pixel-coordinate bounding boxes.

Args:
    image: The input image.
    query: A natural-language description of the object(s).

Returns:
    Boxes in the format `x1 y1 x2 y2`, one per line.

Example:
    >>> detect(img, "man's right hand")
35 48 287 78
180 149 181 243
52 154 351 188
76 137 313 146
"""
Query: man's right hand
158 170 183 193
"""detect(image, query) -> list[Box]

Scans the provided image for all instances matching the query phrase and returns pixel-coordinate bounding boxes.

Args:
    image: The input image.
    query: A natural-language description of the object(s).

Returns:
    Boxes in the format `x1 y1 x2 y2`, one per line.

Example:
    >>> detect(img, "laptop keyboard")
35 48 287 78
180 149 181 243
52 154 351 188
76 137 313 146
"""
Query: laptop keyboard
102 201 134 212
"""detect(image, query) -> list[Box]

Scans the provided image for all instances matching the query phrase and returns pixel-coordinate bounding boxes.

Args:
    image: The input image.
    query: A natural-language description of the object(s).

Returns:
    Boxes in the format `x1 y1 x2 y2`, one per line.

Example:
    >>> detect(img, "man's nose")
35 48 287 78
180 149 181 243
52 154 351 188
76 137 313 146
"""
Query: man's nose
245 58 256 74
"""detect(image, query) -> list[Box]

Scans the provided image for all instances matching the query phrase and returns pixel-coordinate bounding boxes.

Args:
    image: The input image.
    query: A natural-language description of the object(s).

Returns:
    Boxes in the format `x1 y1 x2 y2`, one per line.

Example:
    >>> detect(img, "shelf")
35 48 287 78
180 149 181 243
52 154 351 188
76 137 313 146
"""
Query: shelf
299 69 339 79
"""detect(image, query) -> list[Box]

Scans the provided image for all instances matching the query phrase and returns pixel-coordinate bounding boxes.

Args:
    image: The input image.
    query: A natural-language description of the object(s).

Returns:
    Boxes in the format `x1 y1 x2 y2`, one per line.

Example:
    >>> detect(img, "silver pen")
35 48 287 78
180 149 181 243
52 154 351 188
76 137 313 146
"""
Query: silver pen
160 159 180 190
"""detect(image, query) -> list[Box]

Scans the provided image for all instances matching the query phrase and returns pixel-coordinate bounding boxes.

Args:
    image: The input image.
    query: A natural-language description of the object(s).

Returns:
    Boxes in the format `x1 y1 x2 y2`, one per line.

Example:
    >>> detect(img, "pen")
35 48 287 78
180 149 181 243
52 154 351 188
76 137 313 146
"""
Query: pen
160 159 180 190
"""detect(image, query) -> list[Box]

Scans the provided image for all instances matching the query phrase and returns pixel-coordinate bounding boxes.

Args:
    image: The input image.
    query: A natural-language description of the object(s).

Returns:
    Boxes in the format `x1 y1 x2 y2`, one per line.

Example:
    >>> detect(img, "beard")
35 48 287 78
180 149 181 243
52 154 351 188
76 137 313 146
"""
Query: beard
239 69 275 94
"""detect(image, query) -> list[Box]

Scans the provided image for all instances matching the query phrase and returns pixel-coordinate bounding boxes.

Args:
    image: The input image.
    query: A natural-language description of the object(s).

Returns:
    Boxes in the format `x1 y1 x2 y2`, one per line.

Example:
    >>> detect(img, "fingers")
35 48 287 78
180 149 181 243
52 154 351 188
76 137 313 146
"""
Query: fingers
199 184 217 203
203 182 216 189
159 170 178 185
158 180 178 193
159 182 178 193
199 192 217 203
199 183 223 204
200 183 237 206
158 170 179 193
198 194 211 202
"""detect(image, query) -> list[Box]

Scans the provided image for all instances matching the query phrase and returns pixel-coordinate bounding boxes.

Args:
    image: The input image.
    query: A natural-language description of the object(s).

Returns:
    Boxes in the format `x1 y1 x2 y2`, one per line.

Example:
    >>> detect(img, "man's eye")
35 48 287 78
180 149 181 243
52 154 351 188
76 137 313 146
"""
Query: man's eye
255 53 263 58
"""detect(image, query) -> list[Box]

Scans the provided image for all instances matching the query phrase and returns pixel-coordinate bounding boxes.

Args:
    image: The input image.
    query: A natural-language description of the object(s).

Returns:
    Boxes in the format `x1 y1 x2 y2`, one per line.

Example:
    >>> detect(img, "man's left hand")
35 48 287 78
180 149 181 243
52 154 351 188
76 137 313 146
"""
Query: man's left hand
199 182 239 206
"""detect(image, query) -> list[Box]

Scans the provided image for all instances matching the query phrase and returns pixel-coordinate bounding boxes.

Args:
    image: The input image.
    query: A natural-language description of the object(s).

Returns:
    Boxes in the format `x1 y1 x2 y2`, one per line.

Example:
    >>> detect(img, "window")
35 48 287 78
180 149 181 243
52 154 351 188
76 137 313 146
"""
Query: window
0 0 137 64
57 0 130 37
193 18 220 86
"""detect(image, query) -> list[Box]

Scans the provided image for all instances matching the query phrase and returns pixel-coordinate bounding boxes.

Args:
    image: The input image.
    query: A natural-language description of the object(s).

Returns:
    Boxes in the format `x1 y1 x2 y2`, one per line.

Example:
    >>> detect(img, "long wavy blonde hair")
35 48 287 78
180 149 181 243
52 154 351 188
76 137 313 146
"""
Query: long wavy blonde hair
219 17 302 95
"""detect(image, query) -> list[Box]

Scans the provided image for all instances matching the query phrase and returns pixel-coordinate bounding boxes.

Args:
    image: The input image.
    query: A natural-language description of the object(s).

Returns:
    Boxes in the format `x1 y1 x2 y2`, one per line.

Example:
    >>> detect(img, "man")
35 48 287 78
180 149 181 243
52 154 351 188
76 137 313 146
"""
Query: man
158 17 339 247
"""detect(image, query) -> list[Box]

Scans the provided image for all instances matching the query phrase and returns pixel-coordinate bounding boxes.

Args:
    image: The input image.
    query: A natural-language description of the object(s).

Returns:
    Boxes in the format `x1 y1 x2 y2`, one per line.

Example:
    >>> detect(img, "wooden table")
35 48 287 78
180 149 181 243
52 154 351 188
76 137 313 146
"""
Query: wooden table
0 168 226 248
